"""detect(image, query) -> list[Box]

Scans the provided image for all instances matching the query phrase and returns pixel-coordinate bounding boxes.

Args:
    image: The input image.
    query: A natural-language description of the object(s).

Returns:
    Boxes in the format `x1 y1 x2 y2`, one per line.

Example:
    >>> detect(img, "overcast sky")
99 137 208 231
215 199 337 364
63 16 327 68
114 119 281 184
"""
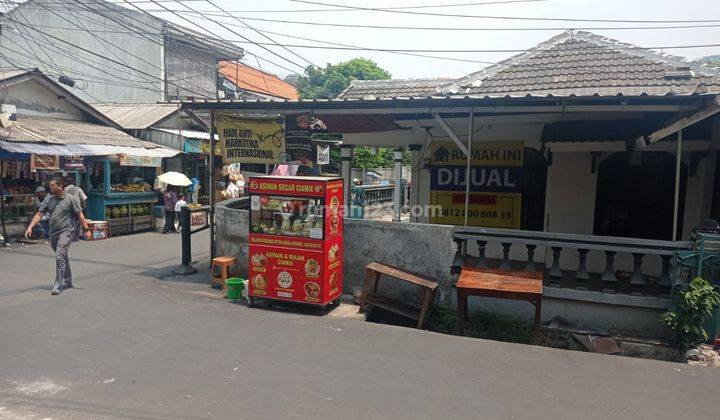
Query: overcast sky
117 0 720 79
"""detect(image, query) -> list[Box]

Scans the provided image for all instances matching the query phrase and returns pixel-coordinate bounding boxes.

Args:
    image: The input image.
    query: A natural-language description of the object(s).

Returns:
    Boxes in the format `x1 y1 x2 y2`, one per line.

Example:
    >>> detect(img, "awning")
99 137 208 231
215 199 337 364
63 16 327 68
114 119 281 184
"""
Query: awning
0 140 180 157
646 96 720 144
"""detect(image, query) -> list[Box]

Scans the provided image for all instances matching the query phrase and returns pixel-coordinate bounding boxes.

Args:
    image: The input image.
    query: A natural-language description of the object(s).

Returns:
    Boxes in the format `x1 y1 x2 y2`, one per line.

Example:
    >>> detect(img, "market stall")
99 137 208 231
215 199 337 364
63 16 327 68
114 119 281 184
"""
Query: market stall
247 176 344 308
85 155 159 236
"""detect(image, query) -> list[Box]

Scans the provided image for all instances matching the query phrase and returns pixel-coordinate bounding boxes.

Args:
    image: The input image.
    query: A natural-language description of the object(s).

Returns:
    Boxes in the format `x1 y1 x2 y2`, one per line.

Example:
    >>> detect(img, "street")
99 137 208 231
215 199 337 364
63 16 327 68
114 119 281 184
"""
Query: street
0 232 718 420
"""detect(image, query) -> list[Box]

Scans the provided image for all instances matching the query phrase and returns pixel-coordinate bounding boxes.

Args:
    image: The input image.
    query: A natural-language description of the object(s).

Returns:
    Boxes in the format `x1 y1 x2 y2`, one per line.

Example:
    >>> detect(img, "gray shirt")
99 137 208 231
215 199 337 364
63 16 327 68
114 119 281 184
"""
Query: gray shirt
39 193 82 233
65 184 88 204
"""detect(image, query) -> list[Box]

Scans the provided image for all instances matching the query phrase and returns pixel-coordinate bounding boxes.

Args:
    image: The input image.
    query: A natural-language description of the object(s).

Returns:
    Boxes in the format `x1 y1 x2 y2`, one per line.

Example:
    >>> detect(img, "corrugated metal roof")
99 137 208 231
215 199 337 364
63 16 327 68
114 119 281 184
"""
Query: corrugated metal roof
92 103 180 130
152 128 216 140
0 140 179 157
445 31 720 97
0 116 164 148
218 61 299 100
337 78 453 100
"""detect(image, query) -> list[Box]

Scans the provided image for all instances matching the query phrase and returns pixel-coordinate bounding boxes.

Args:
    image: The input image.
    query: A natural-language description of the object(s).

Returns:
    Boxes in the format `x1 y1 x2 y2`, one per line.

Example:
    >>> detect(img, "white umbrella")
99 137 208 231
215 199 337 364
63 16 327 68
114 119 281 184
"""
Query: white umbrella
157 171 192 186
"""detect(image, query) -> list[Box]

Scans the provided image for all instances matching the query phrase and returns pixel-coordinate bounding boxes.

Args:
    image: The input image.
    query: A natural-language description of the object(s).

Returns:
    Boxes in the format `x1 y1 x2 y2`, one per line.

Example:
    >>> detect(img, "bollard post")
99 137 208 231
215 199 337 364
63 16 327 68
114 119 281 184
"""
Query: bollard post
173 206 197 275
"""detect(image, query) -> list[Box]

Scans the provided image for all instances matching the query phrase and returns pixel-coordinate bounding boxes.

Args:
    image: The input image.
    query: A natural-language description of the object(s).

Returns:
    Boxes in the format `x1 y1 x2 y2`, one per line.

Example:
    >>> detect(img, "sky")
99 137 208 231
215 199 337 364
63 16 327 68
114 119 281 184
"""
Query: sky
9 0 720 80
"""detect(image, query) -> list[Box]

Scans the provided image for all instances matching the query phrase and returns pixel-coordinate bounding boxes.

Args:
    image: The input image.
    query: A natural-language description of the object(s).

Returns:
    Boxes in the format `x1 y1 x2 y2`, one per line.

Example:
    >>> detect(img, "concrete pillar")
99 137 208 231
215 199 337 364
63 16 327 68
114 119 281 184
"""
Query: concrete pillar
409 146 421 223
341 145 354 207
393 148 403 222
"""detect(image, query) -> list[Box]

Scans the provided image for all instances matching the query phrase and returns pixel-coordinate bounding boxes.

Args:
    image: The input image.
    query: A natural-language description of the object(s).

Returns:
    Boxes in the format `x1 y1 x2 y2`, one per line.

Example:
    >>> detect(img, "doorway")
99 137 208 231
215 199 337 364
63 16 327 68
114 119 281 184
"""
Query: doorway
594 152 686 240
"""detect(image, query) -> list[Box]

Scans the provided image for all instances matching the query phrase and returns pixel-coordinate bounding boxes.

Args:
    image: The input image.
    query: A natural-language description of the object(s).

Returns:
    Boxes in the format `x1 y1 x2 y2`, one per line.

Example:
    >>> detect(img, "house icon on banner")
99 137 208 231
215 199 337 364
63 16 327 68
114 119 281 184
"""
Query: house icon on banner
433 146 450 163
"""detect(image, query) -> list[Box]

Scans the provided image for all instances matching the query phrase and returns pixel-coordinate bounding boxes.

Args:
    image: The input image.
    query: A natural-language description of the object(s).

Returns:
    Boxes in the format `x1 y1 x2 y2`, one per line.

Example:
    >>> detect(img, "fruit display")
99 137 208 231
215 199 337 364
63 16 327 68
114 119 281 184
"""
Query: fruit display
110 182 151 193
104 204 151 219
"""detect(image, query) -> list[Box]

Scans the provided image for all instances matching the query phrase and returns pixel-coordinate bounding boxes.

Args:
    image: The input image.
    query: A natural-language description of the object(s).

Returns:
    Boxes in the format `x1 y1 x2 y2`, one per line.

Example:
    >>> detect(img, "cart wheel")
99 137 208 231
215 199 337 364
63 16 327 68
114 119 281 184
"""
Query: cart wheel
247 297 255 308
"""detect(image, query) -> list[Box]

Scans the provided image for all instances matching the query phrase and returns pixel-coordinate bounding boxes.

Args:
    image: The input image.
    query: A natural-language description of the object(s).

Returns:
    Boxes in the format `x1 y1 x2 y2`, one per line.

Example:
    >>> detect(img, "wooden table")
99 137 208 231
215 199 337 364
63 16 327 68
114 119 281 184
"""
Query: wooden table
456 267 543 338
359 262 439 329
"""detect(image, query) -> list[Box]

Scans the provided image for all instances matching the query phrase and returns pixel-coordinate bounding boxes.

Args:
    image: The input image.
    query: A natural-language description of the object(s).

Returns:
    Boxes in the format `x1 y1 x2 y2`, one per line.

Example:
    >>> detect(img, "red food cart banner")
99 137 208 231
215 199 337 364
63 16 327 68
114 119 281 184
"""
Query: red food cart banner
325 179 344 238
323 235 343 302
248 177 325 197
249 244 326 304
250 234 323 251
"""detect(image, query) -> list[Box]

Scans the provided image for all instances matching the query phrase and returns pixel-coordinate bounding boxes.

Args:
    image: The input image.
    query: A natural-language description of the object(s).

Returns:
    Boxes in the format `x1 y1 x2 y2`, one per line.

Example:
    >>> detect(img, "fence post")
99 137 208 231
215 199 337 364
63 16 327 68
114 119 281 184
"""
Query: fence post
174 206 197 275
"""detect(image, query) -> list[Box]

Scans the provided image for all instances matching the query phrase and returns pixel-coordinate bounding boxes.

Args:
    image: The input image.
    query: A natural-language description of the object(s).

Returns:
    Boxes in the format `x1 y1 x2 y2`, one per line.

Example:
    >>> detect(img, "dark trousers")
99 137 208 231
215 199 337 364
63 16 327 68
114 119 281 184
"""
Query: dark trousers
162 210 176 233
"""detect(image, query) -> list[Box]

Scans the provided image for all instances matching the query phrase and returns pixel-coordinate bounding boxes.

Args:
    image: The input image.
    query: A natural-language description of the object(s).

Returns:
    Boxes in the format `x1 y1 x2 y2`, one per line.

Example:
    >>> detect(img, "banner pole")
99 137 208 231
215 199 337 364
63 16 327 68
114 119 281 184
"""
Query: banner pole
464 111 473 227
209 110 216 264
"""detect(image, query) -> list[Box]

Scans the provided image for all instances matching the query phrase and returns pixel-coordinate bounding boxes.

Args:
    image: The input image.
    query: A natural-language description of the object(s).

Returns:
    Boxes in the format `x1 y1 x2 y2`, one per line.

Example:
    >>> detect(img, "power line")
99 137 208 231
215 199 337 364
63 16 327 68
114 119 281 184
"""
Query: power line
172 12 720 31
289 0 720 23
136 0 308 72
203 0 319 68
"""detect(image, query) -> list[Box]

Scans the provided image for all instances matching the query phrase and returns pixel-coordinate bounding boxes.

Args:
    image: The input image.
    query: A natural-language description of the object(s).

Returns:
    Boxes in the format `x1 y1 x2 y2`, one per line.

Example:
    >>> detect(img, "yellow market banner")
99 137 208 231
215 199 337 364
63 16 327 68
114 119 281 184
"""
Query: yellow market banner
216 114 285 164
429 141 524 228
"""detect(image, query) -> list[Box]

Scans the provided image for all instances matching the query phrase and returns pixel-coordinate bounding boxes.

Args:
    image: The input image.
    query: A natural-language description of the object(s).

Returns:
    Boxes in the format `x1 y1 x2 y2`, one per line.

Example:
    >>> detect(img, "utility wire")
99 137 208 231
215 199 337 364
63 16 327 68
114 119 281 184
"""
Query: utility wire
172 12 720 31
139 0 308 72
290 0 720 23
203 0 320 68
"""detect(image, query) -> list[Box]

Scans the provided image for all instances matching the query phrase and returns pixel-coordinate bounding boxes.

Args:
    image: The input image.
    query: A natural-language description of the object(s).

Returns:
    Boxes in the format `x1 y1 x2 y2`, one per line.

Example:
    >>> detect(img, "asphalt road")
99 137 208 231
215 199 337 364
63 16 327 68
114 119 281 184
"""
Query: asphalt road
0 231 718 420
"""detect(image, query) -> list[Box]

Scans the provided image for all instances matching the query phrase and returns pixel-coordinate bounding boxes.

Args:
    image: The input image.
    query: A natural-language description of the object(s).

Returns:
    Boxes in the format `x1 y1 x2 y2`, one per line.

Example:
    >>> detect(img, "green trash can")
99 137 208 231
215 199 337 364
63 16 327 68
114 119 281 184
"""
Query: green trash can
225 278 245 300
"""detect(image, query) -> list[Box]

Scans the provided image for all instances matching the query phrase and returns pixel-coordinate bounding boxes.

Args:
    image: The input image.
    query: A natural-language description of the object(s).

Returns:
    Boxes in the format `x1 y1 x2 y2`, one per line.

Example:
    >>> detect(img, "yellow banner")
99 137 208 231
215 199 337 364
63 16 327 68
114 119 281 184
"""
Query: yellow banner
216 114 285 164
430 191 521 229
429 141 524 166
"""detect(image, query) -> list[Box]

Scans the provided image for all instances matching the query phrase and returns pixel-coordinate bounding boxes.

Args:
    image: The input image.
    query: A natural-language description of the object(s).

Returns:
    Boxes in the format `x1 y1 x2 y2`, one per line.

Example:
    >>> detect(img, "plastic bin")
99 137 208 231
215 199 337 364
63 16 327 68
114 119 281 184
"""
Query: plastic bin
225 278 245 300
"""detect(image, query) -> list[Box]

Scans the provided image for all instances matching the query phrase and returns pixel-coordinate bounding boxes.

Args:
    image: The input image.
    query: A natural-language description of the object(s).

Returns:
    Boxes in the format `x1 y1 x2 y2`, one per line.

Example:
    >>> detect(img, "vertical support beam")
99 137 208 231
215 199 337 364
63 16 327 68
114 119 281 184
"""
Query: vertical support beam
409 145 421 223
464 111 473 227
341 145 353 211
103 158 111 195
209 110 216 264
0 160 7 247
393 149 403 222
673 129 683 241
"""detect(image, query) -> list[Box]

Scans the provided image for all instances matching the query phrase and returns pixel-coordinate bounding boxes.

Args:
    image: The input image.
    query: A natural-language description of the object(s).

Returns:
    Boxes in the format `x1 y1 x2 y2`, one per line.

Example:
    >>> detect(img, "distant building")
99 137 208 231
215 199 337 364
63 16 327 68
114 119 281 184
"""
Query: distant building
0 0 244 103
218 61 299 100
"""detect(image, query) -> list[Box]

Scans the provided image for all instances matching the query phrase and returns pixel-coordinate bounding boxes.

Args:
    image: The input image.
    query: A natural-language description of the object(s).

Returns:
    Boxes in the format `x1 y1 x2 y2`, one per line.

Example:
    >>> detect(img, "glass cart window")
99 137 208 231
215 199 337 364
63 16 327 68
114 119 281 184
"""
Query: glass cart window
250 196 324 239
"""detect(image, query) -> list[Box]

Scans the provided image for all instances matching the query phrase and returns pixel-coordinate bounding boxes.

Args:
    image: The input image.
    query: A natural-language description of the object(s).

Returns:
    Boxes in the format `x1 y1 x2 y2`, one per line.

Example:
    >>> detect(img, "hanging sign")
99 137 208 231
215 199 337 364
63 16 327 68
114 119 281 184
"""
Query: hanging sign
119 154 142 166
317 145 330 165
183 139 201 153
200 140 221 156
30 154 60 171
141 156 162 167
429 141 524 229
216 114 285 164
61 155 85 171
285 114 313 163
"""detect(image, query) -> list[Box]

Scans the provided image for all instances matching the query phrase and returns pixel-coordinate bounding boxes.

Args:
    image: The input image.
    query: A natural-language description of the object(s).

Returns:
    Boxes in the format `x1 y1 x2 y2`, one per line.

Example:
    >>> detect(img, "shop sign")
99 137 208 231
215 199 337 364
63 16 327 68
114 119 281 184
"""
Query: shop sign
247 178 325 197
429 141 524 229
61 155 85 171
120 155 162 167
141 156 162 167
30 154 60 171
200 141 221 155
216 114 285 164
183 139 201 153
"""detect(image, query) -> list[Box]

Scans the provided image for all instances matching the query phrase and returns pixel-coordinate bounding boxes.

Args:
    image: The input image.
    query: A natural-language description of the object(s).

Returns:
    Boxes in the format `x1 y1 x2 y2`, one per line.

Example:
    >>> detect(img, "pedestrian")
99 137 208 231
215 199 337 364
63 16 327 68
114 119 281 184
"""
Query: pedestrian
33 186 50 239
174 194 188 232
25 177 88 295
64 176 87 241
162 186 178 234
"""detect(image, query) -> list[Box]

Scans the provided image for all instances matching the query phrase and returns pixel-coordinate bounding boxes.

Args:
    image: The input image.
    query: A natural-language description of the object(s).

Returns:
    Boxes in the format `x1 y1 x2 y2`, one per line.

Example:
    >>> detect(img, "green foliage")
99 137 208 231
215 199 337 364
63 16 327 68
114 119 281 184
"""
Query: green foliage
661 277 720 350
297 58 391 99
351 147 411 169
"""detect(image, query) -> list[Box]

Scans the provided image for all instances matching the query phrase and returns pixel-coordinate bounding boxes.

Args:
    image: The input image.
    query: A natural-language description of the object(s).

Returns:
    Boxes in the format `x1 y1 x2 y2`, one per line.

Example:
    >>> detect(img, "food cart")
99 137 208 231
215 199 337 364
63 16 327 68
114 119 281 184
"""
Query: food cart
247 176 344 308
85 156 159 236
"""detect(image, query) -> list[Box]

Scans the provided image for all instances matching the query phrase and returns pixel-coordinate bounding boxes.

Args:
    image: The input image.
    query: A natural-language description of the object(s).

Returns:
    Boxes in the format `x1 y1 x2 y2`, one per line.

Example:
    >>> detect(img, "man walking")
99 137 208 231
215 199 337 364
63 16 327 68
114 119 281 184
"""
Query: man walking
25 177 88 295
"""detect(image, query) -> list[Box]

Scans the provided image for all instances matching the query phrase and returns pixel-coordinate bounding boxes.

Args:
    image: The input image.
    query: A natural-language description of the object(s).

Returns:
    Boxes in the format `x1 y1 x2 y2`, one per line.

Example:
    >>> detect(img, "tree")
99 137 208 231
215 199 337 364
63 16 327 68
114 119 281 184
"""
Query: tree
297 58 391 99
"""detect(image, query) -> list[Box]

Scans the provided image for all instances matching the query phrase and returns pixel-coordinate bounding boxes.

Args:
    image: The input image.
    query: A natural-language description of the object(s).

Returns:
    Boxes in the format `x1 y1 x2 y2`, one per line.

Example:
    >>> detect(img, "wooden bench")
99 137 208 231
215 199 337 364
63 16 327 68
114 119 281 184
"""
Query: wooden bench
359 262 439 329
456 267 543 339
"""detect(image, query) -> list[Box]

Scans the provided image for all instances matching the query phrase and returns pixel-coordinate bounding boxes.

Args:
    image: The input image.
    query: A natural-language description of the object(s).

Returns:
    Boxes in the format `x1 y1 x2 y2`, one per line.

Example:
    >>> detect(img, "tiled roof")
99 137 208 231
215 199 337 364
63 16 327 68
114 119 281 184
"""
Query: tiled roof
337 78 453 99
219 61 299 100
93 103 180 130
444 30 720 97
0 116 160 148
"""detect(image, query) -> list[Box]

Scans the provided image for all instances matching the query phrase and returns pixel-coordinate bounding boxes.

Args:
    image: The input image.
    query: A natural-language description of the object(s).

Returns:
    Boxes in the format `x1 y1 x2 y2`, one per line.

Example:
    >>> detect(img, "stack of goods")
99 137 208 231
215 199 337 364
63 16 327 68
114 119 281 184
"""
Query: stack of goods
110 182 151 193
